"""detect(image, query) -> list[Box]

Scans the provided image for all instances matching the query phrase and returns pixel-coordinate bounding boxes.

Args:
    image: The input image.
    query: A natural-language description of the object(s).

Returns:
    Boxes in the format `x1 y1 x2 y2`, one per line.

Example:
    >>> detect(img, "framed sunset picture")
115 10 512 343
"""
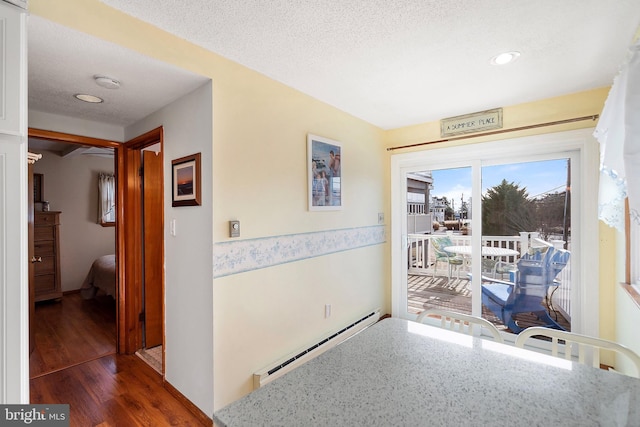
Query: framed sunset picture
172 152 201 207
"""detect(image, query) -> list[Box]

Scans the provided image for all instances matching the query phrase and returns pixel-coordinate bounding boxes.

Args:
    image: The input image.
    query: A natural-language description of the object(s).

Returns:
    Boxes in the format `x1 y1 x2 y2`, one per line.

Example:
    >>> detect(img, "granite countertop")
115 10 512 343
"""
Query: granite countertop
213 317 640 426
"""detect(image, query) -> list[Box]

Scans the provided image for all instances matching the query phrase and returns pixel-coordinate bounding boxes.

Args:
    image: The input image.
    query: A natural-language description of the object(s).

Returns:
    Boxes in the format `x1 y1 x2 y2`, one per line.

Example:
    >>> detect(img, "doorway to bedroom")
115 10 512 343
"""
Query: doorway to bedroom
27 130 119 379
27 127 167 378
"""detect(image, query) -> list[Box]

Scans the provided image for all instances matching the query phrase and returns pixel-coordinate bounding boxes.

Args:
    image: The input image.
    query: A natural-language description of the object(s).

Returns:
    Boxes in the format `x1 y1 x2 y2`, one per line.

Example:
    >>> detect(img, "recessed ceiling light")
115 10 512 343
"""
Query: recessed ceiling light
490 51 521 65
74 93 104 103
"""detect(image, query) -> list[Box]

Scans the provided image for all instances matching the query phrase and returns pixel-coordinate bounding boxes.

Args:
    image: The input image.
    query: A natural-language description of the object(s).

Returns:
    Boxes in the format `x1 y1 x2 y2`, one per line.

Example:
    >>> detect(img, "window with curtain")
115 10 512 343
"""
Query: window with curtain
98 173 116 226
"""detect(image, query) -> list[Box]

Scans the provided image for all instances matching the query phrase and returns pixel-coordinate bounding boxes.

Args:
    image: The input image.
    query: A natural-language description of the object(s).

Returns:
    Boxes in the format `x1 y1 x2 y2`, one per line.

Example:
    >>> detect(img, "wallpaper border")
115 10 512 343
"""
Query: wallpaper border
213 225 386 278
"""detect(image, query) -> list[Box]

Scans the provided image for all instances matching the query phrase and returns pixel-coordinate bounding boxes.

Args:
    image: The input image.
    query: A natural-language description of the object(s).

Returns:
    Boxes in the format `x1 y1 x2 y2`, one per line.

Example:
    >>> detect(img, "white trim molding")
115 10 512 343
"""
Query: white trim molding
0 0 28 403
0 137 29 403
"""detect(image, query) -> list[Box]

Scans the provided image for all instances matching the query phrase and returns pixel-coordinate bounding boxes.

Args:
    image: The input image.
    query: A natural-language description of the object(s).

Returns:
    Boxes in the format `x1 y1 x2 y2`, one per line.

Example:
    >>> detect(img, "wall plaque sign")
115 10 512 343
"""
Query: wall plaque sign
441 108 503 137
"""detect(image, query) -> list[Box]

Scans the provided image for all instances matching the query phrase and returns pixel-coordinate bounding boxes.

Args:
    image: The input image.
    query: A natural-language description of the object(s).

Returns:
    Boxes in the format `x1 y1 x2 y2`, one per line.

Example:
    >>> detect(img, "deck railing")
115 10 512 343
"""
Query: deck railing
407 202 426 214
407 232 572 320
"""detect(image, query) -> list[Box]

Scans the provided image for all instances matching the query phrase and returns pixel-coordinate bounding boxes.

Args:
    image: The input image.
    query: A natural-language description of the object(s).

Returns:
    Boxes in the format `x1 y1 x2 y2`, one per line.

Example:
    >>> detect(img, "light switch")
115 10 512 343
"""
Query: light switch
229 220 240 238
170 219 177 236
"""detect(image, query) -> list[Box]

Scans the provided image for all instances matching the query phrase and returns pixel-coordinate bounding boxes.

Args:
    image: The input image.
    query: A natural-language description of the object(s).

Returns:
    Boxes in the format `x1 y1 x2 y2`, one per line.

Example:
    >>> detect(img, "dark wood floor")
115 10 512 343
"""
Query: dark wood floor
30 293 209 426
30 293 116 378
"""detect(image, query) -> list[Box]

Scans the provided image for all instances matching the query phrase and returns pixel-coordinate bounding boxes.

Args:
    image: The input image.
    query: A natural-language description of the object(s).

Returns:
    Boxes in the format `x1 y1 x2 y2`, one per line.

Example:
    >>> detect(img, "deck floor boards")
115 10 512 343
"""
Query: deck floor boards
408 274 571 332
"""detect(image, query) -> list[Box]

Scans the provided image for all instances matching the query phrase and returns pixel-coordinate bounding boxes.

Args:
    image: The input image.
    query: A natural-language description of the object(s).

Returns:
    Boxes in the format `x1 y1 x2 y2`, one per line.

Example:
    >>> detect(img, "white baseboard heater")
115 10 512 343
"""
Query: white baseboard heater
253 308 381 389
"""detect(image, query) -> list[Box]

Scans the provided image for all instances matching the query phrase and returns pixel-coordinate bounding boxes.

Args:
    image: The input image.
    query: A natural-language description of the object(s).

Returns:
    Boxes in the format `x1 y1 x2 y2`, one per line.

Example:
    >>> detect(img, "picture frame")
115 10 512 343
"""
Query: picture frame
172 153 201 207
308 134 342 211
33 173 43 203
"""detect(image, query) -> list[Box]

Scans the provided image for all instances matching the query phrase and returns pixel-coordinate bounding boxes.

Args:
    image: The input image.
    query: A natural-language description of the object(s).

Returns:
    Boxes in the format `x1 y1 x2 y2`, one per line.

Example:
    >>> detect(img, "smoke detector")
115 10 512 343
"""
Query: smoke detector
94 75 121 89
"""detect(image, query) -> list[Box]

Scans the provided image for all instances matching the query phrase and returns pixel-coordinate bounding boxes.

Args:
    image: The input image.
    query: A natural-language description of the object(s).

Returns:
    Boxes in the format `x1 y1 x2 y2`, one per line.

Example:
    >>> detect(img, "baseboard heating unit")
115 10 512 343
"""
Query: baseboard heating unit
253 308 381 389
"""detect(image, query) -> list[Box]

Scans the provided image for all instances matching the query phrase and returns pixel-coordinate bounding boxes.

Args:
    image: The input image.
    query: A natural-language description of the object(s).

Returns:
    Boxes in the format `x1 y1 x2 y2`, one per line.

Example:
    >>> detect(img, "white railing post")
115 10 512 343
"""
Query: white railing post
408 233 434 275
519 232 529 256
530 231 539 240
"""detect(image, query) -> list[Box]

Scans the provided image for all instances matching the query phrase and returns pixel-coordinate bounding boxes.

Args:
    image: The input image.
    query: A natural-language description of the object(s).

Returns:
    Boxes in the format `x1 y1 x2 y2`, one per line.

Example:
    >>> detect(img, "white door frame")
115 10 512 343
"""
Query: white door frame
0 0 29 403
0 137 29 403
390 128 600 337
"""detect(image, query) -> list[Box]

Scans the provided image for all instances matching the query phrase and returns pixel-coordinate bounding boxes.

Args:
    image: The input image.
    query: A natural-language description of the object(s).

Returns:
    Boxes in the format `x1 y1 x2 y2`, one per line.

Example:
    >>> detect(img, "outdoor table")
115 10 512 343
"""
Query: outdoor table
444 245 519 274
443 245 519 258
213 318 640 426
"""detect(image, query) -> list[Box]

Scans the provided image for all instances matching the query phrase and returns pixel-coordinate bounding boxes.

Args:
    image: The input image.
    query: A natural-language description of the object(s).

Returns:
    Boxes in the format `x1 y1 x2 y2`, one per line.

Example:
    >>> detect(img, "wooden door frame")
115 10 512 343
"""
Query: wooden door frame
122 127 164 353
27 127 164 355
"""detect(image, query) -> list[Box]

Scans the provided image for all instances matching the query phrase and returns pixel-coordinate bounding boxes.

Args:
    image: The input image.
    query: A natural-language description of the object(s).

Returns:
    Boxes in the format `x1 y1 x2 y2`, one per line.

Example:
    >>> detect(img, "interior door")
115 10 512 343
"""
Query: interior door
143 150 163 348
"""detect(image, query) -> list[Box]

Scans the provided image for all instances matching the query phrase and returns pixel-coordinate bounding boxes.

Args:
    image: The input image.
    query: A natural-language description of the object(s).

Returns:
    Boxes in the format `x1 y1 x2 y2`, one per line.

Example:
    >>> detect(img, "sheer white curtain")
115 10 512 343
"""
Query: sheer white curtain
595 41 640 228
98 173 116 224
594 40 640 283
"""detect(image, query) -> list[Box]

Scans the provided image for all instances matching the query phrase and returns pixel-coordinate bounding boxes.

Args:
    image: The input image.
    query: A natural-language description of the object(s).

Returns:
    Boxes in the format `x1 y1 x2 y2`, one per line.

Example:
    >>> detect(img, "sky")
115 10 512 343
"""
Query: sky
428 158 570 209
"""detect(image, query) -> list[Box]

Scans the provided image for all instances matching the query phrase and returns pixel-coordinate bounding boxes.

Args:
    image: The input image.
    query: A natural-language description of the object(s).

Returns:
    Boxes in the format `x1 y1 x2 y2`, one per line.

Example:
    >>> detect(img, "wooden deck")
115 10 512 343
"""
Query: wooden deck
407 273 571 332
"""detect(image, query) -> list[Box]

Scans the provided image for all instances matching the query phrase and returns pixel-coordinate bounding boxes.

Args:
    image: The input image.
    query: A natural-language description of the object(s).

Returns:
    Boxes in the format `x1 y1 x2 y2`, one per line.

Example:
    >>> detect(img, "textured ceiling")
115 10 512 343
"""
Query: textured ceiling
98 0 640 129
28 15 209 128
29 1 640 132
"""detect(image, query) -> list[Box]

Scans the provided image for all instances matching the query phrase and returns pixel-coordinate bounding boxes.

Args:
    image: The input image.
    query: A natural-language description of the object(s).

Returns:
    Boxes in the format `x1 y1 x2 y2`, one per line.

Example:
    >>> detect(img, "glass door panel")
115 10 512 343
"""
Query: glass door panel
406 166 472 319
479 158 572 333
404 157 574 335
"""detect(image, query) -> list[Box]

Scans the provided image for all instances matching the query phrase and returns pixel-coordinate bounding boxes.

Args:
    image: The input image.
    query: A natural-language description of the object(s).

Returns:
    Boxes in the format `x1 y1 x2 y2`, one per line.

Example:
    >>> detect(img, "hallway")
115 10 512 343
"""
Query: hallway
29 293 209 426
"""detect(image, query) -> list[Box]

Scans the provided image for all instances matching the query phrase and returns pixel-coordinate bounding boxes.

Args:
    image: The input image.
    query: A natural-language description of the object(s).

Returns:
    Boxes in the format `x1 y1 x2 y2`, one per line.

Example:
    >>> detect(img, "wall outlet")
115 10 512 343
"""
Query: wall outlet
378 212 384 224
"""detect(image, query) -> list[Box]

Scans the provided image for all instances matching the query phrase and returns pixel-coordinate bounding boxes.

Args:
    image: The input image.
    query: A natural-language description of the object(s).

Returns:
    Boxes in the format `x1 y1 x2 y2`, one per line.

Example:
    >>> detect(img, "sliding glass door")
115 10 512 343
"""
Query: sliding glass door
391 129 599 339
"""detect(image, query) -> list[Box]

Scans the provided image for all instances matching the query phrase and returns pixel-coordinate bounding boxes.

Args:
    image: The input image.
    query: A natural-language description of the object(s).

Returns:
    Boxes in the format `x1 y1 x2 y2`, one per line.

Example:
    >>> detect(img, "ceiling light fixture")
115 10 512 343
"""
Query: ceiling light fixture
490 51 521 65
94 75 121 89
74 93 104 103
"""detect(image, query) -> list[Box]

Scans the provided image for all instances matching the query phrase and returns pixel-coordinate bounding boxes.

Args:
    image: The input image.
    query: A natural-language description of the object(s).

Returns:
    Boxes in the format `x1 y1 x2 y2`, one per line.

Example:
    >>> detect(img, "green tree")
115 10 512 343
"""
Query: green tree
443 197 454 220
460 200 469 220
534 191 568 240
482 180 535 236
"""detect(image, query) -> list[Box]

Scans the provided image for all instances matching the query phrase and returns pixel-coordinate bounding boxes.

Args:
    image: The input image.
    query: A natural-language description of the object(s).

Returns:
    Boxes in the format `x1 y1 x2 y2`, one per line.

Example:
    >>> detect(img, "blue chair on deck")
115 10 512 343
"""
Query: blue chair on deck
481 246 570 333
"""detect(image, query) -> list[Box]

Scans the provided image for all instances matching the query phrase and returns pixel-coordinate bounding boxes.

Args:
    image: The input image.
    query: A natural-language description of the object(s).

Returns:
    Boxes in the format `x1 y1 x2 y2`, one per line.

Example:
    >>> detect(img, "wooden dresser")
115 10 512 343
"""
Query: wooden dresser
33 211 62 302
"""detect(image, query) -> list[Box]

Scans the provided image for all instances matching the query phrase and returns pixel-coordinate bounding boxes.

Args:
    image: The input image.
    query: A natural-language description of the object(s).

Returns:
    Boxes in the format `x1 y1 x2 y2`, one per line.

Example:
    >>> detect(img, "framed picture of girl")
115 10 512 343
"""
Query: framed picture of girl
308 134 342 211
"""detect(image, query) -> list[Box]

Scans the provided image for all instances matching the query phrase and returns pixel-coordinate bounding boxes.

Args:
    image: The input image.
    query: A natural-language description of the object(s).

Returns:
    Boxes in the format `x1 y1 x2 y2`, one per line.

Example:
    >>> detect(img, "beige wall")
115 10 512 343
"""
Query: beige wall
32 149 115 292
617 282 640 372
384 88 608 150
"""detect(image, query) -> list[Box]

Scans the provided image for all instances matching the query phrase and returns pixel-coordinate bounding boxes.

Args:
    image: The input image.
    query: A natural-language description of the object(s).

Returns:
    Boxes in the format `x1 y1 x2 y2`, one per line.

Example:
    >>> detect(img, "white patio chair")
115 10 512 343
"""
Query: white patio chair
515 327 640 378
492 260 516 279
430 236 463 281
416 308 504 343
